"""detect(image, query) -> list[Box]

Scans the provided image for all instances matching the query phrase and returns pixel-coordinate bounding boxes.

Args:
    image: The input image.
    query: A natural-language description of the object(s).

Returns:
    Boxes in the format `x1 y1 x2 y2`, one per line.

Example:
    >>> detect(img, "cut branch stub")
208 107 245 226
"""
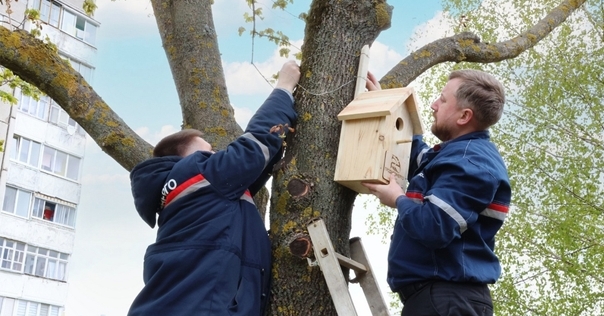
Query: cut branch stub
287 178 311 197
289 234 313 259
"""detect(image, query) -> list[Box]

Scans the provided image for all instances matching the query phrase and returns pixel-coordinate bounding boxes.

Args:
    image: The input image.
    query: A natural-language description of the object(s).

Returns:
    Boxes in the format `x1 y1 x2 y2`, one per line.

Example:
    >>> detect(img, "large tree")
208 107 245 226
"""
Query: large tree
0 0 590 314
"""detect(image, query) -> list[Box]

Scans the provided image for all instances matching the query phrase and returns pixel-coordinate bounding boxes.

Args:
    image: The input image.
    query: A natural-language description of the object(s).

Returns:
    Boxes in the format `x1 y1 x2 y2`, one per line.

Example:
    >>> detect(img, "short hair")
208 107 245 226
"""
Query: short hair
449 70 506 130
153 129 204 157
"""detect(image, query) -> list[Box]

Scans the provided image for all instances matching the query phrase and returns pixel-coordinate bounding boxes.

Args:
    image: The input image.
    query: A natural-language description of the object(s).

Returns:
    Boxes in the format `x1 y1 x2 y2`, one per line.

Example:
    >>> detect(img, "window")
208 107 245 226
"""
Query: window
36 0 61 27
0 237 70 282
0 296 60 316
8 135 81 181
66 155 81 180
49 99 86 136
0 238 25 272
40 146 81 181
32 198 76 228
59 8 75 35
9 135 41 167
61 56 94 83
32 0 97 45
0 296 15 316
49 102 76 130
41 146 65 175
59 8 97 45
24 246 68 281
18 93 49 120
2 187 31 218
41 147 81 180
76 14 96 44
17 85 85 135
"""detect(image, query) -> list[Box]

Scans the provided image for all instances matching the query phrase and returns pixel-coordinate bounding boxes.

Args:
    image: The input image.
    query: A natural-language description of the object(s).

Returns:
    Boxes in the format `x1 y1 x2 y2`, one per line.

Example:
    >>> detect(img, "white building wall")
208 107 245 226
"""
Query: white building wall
0 100 15 205
38 24 97 67
0 273 69 306
13 111 86 158
5 161 81 205
0 0 99 313
0 211 75 254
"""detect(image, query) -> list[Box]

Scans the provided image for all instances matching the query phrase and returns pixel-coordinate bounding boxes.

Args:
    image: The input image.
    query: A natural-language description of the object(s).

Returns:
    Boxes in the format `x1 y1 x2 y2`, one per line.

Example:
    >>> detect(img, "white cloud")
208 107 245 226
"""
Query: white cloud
233 106 254 129
94 0 287 43
134 125 178 145
79 125 179 188
94 0 157 40
133 126 150 139
84 134 102 154
223 39 304 97
213 0 254 32
81 172 128 185
367 40 405 78
405 11 452 55
223 61 275 96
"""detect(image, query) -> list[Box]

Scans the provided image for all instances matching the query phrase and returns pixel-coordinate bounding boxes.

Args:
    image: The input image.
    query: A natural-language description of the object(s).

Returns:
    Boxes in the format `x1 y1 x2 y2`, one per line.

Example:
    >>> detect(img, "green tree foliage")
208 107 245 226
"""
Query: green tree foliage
413 0 603 314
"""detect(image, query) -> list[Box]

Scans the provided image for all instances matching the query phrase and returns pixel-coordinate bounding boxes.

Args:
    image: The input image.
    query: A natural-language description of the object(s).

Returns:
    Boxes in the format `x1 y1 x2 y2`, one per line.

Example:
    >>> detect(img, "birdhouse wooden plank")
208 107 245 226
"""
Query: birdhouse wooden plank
334 87 424 194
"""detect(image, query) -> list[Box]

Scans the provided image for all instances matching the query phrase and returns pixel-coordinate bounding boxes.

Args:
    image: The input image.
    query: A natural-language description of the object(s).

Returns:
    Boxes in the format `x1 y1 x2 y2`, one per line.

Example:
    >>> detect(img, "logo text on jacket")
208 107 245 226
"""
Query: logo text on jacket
160 179 178 208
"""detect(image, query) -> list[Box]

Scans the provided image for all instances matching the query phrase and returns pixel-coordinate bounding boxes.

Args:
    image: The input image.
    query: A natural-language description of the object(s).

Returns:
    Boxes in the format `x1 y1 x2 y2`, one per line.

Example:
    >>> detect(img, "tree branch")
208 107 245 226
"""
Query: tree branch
0 27 152 171
380 0 587 88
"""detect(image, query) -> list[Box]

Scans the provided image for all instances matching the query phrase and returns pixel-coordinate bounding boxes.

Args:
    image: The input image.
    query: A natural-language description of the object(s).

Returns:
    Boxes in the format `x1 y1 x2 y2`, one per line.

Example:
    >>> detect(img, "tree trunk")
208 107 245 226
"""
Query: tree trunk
150 0 242 150
268 1 391 314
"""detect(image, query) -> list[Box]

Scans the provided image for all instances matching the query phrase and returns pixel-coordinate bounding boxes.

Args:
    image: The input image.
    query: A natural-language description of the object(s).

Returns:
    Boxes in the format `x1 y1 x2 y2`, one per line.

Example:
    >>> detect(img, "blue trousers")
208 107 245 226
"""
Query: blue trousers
399 281 493 316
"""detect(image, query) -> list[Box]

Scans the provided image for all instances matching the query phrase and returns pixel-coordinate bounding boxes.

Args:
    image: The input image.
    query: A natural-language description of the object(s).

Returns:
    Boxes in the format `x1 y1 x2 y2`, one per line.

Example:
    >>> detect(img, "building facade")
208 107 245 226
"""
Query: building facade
0 1 98 315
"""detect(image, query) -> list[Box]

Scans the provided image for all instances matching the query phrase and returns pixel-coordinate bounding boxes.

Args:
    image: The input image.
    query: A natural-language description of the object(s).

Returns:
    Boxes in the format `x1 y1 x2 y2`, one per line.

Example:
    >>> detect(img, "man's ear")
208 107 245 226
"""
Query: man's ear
457 108 474 126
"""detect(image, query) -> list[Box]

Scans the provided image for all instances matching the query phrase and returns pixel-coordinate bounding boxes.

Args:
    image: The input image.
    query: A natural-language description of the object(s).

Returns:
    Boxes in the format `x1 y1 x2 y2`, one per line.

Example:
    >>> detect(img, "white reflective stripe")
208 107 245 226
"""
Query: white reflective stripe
241 133 270 167
240 193 255 205
409 197 423 204
164 179 210 208
417 147 429 167
425 194 468 233
480 208 507 221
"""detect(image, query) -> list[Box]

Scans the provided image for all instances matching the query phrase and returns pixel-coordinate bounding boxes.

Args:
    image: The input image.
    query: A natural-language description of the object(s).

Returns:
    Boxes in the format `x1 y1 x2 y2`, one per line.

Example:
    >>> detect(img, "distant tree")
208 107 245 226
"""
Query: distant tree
407 1 603 314
0 0 589 314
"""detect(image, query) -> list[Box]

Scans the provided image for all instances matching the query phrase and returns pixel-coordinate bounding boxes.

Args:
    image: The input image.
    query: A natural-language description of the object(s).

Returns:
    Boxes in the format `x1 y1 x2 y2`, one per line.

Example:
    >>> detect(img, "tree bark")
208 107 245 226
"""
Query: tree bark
267 1 391 314
150 0 242 150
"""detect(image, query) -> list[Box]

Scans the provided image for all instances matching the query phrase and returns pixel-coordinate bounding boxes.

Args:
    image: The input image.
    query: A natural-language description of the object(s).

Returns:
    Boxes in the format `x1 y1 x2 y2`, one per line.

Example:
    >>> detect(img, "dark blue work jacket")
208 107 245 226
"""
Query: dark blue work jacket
128 89 296 315
388 131 511 292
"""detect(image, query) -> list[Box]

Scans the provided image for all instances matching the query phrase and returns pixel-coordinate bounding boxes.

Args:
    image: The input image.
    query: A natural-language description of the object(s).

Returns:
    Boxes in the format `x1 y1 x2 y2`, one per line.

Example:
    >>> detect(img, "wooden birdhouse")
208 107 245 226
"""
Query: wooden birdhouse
334 87 424 194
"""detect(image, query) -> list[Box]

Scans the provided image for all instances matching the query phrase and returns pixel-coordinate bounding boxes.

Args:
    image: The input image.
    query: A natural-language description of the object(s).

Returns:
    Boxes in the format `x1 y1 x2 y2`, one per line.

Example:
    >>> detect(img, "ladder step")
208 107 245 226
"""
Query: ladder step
349 237 390 315
307 218 390 316
336 252 367 273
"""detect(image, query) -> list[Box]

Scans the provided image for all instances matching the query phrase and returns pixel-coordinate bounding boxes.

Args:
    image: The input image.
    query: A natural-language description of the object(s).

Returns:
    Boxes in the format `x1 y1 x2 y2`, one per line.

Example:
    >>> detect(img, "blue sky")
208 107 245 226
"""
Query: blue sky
65 1 447 315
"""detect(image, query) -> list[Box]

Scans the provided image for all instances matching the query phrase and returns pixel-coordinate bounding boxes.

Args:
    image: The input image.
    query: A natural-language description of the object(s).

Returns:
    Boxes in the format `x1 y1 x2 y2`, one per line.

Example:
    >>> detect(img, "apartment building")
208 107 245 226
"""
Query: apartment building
0 0 98 315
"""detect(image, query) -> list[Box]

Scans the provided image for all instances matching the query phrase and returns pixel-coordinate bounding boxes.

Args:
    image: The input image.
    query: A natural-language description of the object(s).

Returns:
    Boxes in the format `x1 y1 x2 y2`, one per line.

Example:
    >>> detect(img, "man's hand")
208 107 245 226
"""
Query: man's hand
366 71 381 91
362 174 404 208
275 61 301 93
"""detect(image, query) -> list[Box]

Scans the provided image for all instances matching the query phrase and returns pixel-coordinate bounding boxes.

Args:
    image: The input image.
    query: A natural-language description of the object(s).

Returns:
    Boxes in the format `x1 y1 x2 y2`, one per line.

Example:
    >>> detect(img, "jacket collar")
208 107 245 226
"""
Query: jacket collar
435 130 490 151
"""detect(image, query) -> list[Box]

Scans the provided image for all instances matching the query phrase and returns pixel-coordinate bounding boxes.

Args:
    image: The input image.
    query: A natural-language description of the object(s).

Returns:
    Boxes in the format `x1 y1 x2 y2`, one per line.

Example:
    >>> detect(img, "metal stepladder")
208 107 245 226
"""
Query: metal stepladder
306 218 390 316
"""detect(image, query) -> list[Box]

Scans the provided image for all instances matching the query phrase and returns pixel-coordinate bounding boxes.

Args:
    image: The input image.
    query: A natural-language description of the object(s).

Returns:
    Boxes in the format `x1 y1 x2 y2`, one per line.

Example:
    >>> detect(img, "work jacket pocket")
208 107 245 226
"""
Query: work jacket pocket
228 263 263 315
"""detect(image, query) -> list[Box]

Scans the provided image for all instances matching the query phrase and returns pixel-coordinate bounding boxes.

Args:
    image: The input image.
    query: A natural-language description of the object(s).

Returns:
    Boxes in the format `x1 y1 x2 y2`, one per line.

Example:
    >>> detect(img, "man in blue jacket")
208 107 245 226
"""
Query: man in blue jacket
363 70 511 316
127 61 300 316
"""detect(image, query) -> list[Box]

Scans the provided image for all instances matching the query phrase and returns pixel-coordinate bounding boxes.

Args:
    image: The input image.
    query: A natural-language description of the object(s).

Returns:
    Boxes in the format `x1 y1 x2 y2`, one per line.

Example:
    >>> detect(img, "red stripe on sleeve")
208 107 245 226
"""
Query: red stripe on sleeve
165 174 205 206
406 192 424 200
488 202 509 213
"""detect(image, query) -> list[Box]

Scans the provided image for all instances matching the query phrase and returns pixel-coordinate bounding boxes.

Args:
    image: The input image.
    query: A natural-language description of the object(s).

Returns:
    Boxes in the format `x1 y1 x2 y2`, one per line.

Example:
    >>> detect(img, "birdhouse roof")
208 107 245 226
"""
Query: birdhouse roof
337 87 424 135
